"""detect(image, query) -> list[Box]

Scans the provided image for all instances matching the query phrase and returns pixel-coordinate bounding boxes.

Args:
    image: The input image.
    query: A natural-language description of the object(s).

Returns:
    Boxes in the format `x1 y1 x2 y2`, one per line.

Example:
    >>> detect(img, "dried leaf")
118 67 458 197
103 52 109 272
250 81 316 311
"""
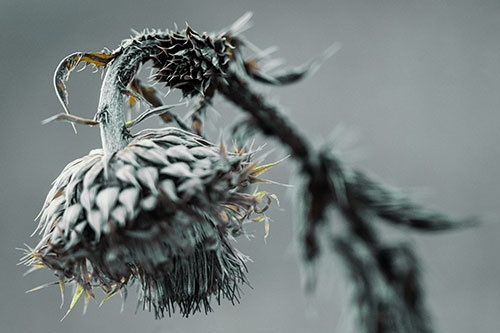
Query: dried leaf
42 113 98 126
78 52 114 67
270 193 280 207
253 216 265 222
253 191 267 201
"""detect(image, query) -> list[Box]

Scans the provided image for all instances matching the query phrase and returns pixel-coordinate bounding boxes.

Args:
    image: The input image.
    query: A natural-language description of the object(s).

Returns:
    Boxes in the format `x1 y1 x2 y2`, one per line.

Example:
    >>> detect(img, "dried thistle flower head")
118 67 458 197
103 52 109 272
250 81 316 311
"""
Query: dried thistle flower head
23 12 298 321
148 26 230 98
23 127 279 318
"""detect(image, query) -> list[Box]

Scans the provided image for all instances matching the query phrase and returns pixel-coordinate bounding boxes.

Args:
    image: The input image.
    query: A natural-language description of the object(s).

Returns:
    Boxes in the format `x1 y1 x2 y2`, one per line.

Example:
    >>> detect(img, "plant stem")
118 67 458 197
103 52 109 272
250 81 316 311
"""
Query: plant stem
97 63 130 155
96 40 160 155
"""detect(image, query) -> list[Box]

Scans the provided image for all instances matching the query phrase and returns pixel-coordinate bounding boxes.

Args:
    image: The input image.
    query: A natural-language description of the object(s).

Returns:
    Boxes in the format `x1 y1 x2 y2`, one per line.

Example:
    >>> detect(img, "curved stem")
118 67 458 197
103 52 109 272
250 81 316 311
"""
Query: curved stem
96 40 161 155
97 64 130 155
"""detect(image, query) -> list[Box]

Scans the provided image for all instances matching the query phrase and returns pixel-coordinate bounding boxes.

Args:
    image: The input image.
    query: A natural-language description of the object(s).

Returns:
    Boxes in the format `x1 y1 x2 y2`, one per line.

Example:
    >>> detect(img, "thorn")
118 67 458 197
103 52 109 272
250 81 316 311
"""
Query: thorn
61 284 84 321
59 279 65 309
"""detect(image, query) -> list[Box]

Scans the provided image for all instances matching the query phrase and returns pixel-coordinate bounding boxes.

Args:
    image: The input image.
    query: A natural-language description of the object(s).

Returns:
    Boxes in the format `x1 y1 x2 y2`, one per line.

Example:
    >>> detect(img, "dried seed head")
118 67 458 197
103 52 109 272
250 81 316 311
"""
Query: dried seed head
119 26 232 99
24 127 276 318
153 27 230 98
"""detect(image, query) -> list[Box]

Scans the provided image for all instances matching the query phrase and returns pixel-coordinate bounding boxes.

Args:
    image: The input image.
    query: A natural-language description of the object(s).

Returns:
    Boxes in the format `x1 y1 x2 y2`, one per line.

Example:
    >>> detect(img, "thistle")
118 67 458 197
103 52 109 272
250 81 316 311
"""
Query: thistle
23 12 471 332
25 126 279 318
23 13 283 319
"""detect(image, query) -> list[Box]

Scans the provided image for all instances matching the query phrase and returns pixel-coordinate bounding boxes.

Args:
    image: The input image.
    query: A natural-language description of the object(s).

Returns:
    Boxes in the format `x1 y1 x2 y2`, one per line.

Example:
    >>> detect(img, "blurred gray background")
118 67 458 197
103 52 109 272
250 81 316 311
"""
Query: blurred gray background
1 0 499 332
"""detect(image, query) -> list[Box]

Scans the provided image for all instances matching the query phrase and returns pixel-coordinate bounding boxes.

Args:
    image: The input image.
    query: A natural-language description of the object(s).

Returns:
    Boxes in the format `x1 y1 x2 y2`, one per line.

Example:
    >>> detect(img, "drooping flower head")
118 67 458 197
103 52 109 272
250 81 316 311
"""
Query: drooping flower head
24 126 278 318
23 13 283 319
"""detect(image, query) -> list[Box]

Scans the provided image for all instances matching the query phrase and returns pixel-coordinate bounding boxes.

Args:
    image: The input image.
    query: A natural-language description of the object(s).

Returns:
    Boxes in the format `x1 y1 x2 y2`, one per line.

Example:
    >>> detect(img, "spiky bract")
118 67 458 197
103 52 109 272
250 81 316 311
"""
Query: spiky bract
25 127 270 317
113 26 232 99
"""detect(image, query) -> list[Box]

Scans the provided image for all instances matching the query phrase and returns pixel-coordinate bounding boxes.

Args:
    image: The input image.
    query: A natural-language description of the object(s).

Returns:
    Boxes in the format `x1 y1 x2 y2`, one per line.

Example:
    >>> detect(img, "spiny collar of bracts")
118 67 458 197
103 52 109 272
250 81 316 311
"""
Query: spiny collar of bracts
22 126 280 318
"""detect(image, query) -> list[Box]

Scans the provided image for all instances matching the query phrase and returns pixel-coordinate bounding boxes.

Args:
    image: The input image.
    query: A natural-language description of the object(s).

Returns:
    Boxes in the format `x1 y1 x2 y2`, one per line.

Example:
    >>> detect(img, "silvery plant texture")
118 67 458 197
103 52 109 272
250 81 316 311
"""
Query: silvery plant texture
22 13 473 332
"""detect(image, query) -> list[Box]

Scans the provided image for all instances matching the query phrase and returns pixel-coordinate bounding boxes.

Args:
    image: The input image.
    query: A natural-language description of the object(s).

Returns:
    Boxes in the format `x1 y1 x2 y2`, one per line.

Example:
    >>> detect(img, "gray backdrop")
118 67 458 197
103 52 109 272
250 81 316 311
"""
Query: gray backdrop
1 0 499 332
